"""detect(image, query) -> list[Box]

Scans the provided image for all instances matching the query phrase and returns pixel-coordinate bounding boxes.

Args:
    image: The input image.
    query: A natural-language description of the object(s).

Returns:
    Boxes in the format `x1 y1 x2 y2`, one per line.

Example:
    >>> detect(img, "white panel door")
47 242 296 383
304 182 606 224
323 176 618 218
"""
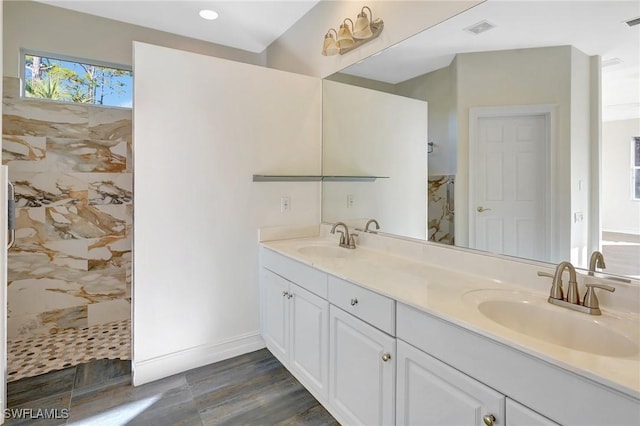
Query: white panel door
329 305 395 426
506 398 559 426
474 114 547 260
396 340 504 426
289 283 329 400
261 270 290 363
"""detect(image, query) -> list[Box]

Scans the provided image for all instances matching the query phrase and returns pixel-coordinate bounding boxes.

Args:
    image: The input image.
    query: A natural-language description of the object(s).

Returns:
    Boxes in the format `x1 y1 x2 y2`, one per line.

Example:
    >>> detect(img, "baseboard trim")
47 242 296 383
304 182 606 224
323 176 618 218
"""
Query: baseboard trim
132 332 265 386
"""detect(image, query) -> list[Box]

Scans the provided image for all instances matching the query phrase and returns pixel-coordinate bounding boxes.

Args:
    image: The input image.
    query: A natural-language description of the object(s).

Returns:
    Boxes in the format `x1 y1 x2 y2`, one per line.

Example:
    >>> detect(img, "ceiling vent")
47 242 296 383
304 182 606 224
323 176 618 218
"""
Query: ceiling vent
464 20 496 35
602 58 623 68
626 16 640 27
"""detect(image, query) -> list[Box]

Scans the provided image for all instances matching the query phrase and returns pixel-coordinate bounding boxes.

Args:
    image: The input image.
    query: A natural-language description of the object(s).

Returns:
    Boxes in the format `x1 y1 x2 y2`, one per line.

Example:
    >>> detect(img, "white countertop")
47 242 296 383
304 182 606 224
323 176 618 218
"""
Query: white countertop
261 235 640 399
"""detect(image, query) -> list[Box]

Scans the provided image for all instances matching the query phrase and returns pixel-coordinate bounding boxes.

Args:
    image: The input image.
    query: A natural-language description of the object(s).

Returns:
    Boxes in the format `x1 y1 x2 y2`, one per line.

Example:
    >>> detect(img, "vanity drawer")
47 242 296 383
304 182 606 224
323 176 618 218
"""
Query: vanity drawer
328 275 395 335
261 247 328 298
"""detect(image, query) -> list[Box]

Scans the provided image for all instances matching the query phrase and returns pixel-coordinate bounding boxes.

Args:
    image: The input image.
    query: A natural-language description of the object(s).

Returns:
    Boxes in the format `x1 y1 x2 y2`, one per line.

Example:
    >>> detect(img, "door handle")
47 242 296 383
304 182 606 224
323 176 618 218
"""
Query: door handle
7 181 15 249
476 206 491 213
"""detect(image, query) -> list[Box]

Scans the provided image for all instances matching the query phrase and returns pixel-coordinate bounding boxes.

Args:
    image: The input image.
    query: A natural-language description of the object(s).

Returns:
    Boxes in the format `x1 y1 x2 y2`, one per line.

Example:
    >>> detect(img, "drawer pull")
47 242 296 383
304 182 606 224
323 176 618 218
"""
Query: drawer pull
350 298 358 306
381 353 391 362
282 291 289 297
483 414 496 426
287 293 294 299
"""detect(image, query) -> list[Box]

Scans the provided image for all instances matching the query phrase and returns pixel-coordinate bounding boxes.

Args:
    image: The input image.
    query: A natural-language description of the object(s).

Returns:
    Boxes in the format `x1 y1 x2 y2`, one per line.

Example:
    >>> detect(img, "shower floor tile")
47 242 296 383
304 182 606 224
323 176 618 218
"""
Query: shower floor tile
7 319 130 382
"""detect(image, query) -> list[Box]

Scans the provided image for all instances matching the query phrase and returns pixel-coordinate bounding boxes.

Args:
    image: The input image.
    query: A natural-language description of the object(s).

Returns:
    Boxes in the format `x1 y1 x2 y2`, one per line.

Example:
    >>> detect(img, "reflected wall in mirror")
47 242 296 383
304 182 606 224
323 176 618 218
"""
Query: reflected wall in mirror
322 1 640 279
322 80 428 239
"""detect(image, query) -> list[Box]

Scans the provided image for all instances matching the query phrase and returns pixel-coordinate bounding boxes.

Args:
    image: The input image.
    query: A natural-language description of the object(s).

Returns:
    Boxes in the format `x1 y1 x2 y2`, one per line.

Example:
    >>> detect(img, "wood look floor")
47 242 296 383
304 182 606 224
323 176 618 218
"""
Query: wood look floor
4 349 339 426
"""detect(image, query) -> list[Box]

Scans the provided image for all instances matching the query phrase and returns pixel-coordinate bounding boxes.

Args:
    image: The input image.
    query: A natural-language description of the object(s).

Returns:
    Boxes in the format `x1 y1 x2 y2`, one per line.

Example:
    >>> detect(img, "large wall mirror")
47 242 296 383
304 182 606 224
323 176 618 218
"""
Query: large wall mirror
322 1 640 279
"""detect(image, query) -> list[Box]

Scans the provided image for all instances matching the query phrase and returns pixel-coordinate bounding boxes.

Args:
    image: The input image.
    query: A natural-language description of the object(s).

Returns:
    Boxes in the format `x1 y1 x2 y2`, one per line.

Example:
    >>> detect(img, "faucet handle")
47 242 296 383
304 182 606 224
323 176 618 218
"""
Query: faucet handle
335 230 345 244
537 271 554 279
348 233 358 248
583 283 615 310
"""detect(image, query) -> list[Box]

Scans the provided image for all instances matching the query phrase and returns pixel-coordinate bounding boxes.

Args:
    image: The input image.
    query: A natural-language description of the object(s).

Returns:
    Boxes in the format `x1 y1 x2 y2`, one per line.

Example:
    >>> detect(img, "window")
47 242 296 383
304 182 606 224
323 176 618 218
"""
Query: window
21 50 132 108
634 137 640 201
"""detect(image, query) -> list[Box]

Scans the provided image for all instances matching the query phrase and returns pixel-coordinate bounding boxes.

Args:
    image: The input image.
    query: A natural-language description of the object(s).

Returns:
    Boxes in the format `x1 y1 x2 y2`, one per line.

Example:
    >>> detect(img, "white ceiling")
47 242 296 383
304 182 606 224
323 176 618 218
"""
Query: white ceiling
36 0 320 53
35 1 639 120
340 1 640 121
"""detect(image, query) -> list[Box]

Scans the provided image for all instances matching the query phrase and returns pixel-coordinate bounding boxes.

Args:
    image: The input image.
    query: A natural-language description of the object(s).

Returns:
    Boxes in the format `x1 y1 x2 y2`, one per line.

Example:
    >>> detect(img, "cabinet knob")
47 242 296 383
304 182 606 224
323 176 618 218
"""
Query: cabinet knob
287 293 294 299
282 291 288 297
381 353 391 362
350 298 358 306
483 414 496 426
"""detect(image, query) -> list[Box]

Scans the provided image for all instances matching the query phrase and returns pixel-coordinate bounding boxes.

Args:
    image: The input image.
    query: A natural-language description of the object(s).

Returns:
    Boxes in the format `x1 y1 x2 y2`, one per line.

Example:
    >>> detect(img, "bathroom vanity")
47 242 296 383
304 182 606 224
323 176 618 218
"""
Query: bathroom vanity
259 227 640 426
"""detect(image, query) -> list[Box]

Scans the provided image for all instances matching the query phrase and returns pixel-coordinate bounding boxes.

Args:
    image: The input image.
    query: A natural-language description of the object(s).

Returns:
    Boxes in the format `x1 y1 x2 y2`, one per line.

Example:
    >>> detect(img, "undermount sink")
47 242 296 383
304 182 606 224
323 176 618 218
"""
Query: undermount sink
297 245 353 259
464 289 639 358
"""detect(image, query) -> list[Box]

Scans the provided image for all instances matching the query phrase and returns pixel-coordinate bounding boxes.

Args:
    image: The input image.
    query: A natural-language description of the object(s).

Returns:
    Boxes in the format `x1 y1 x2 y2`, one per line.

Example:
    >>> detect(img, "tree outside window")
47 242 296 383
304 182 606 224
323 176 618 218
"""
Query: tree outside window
23 52 132 108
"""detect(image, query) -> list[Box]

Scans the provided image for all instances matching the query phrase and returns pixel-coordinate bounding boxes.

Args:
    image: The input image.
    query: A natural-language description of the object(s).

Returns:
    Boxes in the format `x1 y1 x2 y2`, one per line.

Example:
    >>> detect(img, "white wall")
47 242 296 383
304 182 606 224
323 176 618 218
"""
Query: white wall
266 0 483 78
569 47 597 267
133 42 322 385
322 80 428 239
397 65 457 176
3 0 263 78
602 118 640 234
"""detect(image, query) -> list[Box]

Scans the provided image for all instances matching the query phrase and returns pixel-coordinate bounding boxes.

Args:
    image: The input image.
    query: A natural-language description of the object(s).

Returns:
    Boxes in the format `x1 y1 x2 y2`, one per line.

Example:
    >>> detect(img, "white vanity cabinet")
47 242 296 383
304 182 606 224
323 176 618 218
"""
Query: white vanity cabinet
397 302 639 426
261 268 291 361
261 269 330 400
260 249 330 401
329 305 396 426
396 339 504 426
505 399 559 426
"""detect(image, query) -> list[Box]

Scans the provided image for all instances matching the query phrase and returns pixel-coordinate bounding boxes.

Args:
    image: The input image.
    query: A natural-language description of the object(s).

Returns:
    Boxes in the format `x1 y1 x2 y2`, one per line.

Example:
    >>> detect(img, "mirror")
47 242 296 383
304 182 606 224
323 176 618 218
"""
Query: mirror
322 1 640 279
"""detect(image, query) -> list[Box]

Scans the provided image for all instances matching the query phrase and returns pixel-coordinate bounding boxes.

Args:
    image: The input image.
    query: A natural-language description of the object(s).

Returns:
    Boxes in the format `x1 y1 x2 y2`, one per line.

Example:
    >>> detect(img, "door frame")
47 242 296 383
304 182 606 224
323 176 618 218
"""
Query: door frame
468 104 557 260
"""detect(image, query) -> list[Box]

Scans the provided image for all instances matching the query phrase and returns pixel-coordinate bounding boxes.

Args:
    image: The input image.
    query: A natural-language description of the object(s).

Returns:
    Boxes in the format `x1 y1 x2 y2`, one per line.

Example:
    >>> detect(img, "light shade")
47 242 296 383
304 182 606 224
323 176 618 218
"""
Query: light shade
337 21 355 48
322 31 339 56
353 7 373 39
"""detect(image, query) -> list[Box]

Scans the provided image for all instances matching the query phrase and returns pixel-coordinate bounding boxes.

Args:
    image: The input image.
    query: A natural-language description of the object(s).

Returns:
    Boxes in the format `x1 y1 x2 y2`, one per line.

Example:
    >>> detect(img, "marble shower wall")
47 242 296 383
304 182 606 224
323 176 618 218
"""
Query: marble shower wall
2 77 132 339
428 175 455 245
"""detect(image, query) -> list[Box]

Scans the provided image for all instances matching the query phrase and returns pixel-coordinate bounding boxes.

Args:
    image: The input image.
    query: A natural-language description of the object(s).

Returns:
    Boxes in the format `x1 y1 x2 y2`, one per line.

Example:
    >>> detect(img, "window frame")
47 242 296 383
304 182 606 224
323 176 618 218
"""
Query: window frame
20 48 133 108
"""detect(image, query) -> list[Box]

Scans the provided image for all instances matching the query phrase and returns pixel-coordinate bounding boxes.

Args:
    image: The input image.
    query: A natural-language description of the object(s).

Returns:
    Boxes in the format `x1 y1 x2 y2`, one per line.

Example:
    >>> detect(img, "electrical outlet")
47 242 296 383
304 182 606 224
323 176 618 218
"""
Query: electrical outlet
281 196 291 213
347 194 355 209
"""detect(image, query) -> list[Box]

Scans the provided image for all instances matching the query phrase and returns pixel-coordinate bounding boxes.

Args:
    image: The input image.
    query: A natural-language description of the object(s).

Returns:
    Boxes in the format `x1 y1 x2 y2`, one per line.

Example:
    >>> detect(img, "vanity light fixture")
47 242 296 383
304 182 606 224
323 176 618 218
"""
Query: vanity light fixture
322 5 384 56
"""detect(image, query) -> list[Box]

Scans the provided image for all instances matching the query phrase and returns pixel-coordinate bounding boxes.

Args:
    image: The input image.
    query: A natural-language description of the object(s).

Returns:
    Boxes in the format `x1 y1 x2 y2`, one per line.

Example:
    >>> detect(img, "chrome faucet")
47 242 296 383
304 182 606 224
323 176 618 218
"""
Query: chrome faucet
539 261 615 315
364 219 380 233
330 222 357 249
588 251 606 276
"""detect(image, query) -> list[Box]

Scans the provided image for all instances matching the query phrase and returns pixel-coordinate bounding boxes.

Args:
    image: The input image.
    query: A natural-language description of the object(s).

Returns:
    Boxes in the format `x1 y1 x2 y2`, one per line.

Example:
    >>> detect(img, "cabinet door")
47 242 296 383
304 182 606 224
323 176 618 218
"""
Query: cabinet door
290 284 329 400
261 269 290 362
396 340 505 426
506 398 559 426
329 305 395 426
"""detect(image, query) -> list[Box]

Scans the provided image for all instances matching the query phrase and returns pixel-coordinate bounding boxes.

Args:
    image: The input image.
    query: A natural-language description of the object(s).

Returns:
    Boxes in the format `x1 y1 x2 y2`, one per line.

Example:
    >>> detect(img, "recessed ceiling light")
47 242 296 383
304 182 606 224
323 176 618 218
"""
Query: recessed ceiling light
199 9 219 20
